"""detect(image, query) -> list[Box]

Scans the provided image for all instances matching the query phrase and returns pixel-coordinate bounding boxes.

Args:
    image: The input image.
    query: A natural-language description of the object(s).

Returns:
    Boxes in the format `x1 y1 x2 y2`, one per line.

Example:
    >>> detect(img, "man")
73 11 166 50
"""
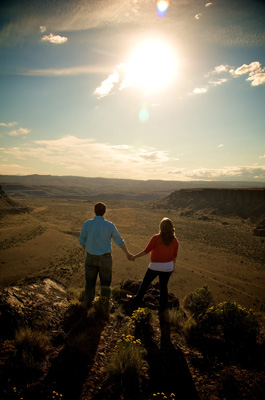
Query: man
79 202 133 305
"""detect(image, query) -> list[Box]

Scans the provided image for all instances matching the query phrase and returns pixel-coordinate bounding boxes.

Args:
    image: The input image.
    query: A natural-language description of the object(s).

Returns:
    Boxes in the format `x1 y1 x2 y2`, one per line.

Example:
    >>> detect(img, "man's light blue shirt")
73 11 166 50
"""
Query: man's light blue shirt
78 216 125 255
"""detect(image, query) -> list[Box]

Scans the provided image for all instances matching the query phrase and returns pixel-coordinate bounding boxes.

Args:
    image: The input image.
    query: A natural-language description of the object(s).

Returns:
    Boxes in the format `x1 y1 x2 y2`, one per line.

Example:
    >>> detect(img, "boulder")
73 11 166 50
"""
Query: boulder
0 278 69 339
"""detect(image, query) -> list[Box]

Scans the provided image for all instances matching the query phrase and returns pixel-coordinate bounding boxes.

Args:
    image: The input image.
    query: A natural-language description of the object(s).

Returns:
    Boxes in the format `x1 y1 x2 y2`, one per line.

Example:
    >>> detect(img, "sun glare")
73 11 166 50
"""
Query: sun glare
126 39 178 93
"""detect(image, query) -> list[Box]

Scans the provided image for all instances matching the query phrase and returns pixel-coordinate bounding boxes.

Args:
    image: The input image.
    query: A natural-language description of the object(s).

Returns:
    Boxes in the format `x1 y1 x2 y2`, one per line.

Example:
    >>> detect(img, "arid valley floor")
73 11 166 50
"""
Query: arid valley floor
1 198 264 310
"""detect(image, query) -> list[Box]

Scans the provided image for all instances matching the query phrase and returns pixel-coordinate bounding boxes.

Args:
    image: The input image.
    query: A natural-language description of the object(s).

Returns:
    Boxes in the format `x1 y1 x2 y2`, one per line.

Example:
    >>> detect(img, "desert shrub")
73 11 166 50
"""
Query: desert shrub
168 307 187 329
89 296 110 319
147 393 176 400
182 317 201 345
111 287 127 300
48 390 63 399
203 301 260 348
67 287 84 304
131 307 152 326
106 334 145 386
14 327 49 370
183 285 213 321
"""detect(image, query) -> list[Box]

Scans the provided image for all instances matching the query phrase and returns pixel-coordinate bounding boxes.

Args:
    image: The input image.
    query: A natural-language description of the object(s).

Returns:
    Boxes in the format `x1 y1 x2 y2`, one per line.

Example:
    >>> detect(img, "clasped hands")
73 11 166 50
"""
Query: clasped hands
127 253 135 261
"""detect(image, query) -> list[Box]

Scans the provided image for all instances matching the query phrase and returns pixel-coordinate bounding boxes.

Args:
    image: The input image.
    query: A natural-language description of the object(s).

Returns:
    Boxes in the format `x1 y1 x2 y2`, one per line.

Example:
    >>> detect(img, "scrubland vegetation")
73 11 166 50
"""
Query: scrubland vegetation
1 282 264 400
1 197 265 399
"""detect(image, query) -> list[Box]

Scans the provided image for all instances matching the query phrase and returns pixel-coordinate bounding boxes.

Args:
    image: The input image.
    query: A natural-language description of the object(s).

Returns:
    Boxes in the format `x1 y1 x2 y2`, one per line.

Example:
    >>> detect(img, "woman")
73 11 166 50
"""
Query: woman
132 217 179 312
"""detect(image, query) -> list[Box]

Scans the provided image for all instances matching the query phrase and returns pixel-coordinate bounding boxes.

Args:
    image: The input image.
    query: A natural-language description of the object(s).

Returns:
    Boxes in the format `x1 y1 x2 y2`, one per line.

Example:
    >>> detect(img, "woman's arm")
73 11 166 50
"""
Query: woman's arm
133 250 147 259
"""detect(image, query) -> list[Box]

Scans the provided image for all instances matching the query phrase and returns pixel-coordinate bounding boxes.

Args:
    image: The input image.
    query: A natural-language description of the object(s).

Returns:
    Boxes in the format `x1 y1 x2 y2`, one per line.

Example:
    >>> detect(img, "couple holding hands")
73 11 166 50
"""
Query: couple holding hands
79 202 179 312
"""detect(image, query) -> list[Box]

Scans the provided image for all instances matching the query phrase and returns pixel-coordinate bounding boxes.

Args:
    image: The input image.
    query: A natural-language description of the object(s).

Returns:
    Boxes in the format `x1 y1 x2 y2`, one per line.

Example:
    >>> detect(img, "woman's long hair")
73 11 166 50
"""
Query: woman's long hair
159 217 175 246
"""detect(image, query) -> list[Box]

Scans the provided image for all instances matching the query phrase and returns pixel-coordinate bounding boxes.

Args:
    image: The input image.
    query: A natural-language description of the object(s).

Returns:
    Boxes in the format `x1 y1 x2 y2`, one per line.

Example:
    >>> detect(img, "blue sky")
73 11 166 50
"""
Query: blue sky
0 0 265 181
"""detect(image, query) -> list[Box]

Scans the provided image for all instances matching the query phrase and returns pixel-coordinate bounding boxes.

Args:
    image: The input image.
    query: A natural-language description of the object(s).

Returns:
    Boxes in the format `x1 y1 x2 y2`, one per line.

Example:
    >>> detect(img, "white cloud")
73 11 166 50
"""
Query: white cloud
209 78 228 86
218 144 224 148
203 61 265 91
94 63 134 98
232 61 261 76
1 136 173 179
205 2 213 7
8 127 30 136
193 87 208 94
212 65 230 74
231 61 265 87
40 26 46 33
41 33 68 44
195 13 202 20
0 122 18 127
186 166 265 180
94 69 120 98
247 72 265 86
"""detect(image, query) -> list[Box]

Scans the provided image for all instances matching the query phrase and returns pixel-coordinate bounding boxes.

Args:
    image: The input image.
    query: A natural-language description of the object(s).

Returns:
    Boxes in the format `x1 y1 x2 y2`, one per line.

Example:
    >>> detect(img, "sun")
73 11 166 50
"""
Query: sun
126 39 178 93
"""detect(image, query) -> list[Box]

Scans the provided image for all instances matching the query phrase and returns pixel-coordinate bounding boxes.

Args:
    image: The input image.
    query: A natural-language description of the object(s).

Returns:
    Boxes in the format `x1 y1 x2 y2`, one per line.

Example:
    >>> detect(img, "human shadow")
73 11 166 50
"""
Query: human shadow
26 304 107 400
138 311 201 400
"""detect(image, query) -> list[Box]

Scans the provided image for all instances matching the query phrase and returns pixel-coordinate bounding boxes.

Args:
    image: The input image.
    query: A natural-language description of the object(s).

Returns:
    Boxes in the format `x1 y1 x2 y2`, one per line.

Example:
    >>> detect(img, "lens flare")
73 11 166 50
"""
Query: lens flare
157 0 169 17
139 106 149 123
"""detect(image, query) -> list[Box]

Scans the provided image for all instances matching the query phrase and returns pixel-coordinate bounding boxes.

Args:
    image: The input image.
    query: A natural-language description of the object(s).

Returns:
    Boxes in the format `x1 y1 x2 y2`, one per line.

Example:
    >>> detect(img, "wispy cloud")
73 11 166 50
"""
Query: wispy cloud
0 163 33 175
41 33 68 44
208 78 228 86
186 166 265 180
0 122 17 127
8 127 30 136
195 13 202 20
0 136 173 179
205 2 213 7
23 65 111 77
40 26 46 33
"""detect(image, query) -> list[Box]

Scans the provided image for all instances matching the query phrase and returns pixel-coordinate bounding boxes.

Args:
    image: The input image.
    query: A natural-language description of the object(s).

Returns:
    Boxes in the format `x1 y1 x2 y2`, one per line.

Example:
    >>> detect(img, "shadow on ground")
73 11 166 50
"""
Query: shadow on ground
26 306 106 400
140 312 200 400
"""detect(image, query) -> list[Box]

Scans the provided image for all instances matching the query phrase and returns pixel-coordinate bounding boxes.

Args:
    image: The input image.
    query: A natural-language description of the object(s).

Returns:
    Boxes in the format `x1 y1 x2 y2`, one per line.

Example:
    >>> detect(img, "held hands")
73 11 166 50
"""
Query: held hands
127 253 135 261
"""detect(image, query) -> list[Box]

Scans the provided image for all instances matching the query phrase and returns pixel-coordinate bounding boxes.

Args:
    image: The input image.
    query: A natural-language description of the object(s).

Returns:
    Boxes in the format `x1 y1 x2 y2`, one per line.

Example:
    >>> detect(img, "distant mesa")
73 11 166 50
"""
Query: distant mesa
153 188 265 222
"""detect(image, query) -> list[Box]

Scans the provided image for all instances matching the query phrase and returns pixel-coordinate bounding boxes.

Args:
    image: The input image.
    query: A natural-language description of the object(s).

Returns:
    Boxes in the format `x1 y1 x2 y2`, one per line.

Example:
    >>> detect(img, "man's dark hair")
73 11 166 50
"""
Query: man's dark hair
94 202 106 216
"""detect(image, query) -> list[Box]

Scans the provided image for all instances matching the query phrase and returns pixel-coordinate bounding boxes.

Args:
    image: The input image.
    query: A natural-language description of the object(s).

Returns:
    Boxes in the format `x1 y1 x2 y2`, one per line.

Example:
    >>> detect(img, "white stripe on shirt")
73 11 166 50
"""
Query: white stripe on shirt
148 261 174 272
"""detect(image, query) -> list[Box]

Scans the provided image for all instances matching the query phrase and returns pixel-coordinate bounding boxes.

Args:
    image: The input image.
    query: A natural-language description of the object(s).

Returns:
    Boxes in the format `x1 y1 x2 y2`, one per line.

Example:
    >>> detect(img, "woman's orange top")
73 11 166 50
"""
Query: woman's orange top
144 234 179 263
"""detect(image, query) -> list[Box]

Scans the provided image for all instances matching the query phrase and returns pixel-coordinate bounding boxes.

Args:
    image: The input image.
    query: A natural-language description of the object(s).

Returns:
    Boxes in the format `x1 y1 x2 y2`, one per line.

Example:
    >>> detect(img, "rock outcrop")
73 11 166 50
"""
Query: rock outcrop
153 188 265 220
0 185 29 217
0 278 69 339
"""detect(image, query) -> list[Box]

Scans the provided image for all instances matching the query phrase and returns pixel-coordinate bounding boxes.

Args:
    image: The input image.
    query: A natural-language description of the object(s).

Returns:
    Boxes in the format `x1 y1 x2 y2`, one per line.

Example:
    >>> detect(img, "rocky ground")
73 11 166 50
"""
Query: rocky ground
0 278 264 400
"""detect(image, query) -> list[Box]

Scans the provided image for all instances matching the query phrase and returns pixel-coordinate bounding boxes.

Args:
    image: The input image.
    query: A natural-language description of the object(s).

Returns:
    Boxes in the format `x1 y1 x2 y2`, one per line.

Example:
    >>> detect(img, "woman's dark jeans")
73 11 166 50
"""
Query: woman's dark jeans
134 268 172 311
85 253 112 305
